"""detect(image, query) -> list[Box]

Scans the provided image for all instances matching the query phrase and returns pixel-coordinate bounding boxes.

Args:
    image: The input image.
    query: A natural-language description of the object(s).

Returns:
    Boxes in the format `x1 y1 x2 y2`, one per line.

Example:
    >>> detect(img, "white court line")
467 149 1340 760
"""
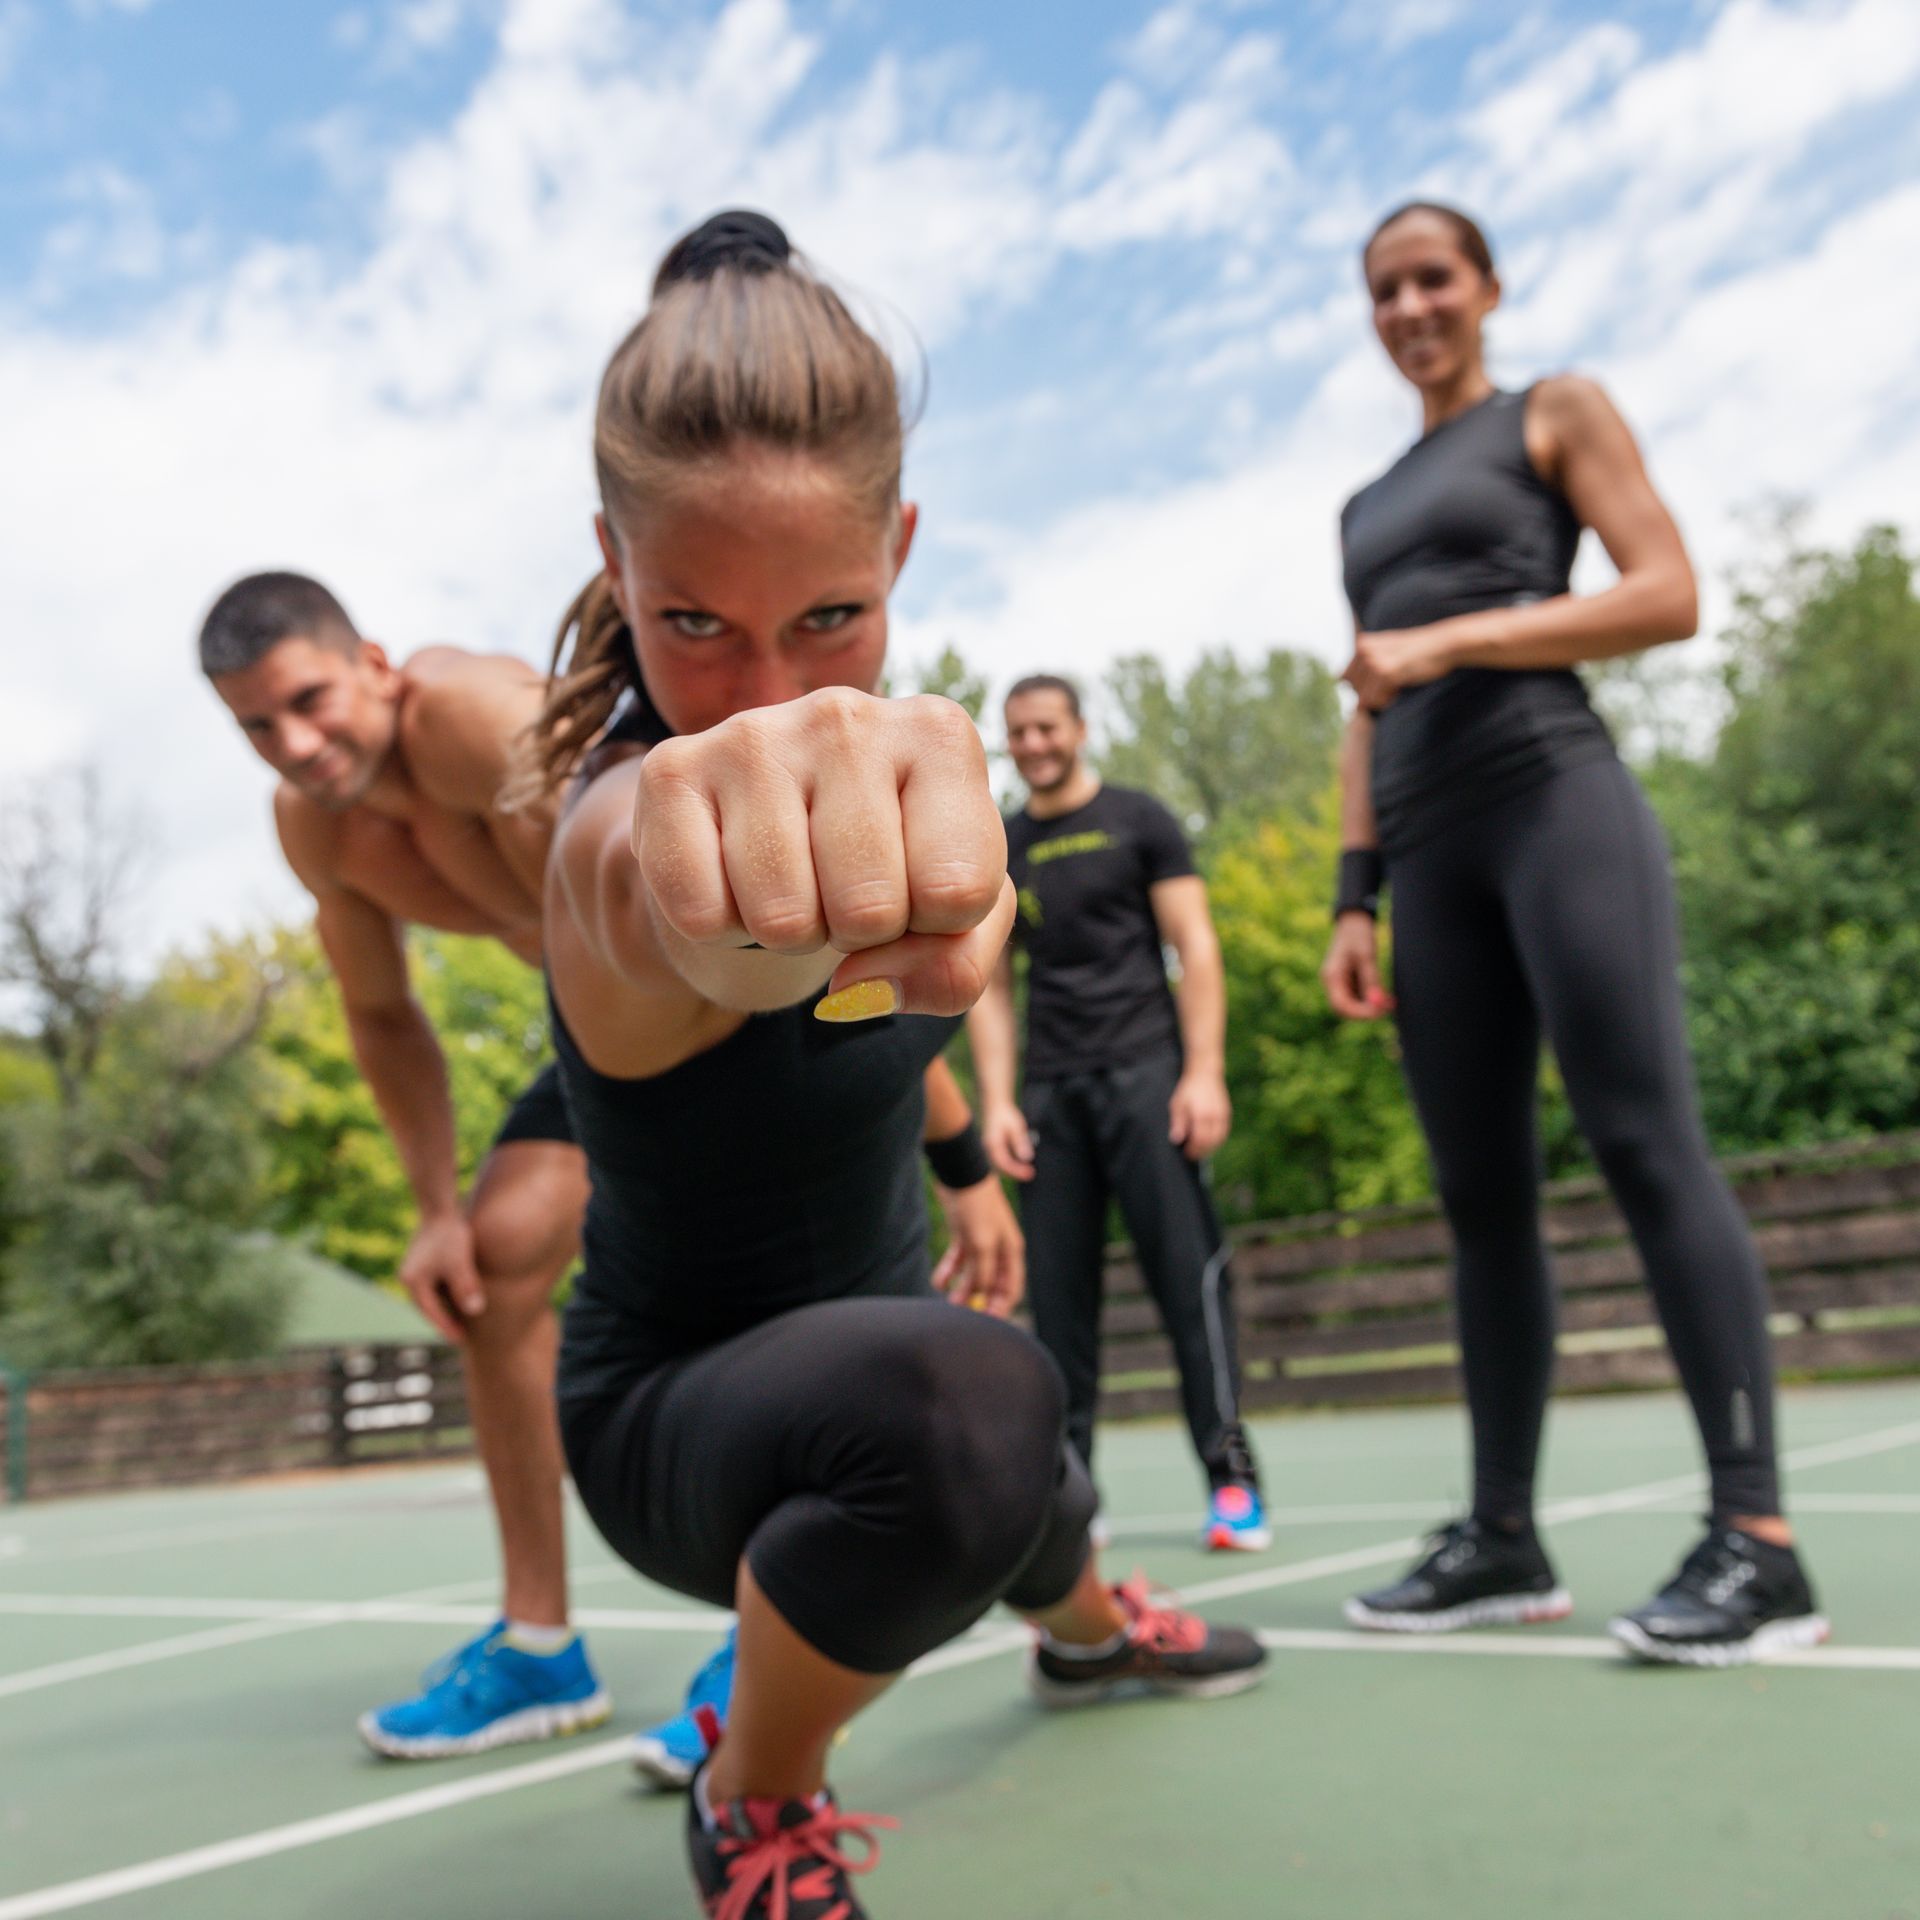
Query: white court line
1793 1492 1920 1513
6 1617 1918 1920
1171 1417 1920 1611
1250 1628 1920 1672
0 1623 1030 1920
0 1616 356 1703
0 1566 660 1703
1105 1488 1920 1534
0 1595 731 1634
0 1482 492 1568
8 1417 1916 1700
2 1412 1916 1916
0 1736 639 1920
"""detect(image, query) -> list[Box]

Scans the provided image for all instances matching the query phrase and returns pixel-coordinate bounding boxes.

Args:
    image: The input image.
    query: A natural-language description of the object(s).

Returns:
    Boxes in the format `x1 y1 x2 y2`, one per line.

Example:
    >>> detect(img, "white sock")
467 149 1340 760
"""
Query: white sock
1039 1626 1127 1661
502 1620 575 1656
694 1768 720 1832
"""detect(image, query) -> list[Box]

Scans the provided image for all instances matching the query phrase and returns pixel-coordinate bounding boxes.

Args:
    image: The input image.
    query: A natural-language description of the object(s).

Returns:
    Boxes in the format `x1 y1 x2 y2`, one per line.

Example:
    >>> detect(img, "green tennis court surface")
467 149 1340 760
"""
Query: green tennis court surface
3 1380 1916 1920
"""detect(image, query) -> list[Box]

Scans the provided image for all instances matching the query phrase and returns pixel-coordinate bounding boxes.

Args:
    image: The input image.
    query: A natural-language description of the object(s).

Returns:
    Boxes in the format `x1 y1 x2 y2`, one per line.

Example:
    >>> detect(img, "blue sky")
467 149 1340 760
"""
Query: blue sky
4 0 1919 951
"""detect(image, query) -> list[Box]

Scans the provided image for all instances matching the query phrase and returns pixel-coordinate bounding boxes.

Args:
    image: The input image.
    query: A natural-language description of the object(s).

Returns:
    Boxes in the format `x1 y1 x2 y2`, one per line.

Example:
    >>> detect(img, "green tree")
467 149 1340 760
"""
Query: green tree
1647 523 1920 1149
900 644 989 723
259 927 551 1279
0 776 303 1368
1205 797 1432 1221
1099 647 1342 850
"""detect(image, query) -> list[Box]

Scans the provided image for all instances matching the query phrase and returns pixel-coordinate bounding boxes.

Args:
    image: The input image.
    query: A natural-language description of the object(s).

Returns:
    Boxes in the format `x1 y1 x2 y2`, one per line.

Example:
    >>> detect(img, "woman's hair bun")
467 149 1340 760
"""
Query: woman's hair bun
653 209 793 295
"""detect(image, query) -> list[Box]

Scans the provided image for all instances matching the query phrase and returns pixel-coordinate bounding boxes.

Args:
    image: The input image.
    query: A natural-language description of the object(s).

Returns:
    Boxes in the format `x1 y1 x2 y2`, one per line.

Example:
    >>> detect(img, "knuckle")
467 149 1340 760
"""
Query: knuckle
670 892 737 944
911 862 1002 931
743 899 824 951
801 685 871 753
826 885 909 949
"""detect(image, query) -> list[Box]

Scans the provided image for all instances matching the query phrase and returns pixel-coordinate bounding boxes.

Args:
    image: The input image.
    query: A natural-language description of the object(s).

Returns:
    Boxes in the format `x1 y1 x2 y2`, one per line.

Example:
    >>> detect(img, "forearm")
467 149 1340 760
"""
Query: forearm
965 973 1022 1110
1430 573 1696 673
345 1003 463 1219
1172 933 1226 1077
923 1057 973 1142
1339 711 1380 850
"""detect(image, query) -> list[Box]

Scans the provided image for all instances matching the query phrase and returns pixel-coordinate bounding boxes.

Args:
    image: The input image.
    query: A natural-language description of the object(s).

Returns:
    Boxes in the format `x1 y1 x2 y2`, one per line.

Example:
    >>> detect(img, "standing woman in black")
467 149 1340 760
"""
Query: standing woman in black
1321 201 1826 1665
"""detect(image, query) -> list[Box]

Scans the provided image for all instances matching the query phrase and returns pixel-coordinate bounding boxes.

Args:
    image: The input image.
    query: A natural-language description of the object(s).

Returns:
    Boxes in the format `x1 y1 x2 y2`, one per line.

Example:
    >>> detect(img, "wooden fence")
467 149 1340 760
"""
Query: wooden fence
1098 1131 1920 1422
3 1134 1918 1502
0 1343 470 1503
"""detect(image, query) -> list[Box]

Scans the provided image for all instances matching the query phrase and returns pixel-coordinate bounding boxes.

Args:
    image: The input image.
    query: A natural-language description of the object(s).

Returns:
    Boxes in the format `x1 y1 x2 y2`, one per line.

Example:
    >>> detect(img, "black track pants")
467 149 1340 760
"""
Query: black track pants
1020 1050 1252 1488
1389 756 1780 1523
560 1298 1096 1675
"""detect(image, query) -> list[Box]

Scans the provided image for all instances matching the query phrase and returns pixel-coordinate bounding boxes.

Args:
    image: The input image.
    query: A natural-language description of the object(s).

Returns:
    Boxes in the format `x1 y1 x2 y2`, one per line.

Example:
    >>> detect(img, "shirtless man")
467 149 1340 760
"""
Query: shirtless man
199 570 1023 1775
200 570 610 1758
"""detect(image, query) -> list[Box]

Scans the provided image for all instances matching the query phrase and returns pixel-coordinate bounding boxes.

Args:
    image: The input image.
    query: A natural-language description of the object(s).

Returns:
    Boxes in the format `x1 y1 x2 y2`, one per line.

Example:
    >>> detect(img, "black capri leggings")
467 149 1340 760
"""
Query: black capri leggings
561 1297 1098 1674
1389 755 1780 1523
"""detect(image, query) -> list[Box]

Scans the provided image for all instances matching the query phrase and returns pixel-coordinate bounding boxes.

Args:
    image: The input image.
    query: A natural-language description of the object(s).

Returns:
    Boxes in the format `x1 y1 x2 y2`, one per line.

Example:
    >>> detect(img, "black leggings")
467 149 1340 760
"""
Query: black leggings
561 1297 1097 1674
1389 755 1780 1523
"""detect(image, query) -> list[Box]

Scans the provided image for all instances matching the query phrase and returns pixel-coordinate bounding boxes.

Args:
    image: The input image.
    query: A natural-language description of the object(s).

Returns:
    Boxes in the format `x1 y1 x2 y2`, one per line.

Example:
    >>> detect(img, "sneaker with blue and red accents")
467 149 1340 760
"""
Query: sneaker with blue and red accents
633 1625 738 1790
1204 1482 1273 1552
357 1621 610 1759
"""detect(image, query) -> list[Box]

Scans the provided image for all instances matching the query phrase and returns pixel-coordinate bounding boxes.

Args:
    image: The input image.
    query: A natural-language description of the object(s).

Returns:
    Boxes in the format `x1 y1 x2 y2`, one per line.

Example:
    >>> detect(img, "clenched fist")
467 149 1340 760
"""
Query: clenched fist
633 688 1015 1018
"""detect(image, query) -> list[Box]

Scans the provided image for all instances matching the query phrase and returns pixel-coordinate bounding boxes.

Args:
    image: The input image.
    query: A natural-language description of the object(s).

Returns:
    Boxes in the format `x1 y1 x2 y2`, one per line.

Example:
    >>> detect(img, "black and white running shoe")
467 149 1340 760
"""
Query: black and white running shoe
1610 1525 1828 1667
1346 1518 1573 1633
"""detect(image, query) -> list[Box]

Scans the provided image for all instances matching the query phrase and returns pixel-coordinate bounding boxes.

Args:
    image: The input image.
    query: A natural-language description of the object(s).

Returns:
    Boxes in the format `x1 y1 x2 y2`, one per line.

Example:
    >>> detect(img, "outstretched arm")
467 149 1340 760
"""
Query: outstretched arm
549 689 1017 1080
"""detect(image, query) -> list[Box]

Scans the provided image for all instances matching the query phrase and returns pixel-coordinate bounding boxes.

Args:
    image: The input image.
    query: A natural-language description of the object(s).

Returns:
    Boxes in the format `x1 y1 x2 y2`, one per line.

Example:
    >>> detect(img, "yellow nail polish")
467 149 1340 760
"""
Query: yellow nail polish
815 978 901 1023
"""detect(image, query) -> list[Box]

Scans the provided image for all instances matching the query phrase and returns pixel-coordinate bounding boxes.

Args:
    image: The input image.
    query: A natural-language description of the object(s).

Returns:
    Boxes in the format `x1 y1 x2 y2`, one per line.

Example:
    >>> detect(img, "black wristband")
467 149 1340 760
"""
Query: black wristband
925 1122 992 1190
1333 848 1385 920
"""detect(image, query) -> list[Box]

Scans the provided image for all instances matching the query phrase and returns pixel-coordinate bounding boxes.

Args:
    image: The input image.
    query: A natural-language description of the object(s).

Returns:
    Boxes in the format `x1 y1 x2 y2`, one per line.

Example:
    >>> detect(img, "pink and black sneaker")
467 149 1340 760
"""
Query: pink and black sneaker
1026 1577 1268 1707
687 1712 895 1919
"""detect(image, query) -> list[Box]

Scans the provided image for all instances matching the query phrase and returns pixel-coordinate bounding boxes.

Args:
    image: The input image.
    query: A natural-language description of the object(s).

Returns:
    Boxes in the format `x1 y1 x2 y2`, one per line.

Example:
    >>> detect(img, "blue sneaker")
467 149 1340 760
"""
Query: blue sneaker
358 1621 611 1759
631 1625 737 1791
1204 1484 1273 1553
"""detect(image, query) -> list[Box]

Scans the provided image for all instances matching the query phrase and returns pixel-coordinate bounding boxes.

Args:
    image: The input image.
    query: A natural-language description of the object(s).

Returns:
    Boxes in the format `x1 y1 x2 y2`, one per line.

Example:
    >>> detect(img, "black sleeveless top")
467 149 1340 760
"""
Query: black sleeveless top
551 987 961 1409
1340 387 1615 855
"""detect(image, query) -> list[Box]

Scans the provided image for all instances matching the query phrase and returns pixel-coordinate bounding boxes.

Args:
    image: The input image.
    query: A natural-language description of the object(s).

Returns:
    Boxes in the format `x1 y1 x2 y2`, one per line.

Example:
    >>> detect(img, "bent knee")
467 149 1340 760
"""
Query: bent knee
469 1198 579 1297
880 1320 1065 1573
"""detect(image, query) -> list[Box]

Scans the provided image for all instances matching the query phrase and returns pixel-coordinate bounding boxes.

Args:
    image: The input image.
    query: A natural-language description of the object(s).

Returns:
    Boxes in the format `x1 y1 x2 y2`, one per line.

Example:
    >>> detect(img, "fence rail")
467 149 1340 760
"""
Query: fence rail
0 1344 470 1502
4 1133 1919 1501
1097 1130 1920 1422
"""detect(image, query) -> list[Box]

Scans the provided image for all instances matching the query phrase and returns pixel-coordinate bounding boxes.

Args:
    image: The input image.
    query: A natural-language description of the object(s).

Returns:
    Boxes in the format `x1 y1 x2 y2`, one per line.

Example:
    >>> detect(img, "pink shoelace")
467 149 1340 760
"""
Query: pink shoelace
710 1803 897 1920
1114 1575 1208 1654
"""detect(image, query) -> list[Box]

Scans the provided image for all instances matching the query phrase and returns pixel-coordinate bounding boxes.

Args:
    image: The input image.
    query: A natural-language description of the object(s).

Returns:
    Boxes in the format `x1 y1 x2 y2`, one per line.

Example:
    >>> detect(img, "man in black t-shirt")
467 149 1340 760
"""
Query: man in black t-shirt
968 675 1266 1549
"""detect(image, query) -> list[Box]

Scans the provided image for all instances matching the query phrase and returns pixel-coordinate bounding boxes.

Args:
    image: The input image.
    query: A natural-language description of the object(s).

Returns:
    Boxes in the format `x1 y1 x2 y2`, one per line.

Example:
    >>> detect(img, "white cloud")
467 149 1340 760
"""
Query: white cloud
2 0 1917 960
0 0 1302 956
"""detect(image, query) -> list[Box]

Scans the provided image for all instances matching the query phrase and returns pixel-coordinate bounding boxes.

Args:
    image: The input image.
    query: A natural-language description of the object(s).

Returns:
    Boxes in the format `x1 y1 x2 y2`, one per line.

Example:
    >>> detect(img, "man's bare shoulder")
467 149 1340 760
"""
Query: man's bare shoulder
397 646 547 812
272 782 345 895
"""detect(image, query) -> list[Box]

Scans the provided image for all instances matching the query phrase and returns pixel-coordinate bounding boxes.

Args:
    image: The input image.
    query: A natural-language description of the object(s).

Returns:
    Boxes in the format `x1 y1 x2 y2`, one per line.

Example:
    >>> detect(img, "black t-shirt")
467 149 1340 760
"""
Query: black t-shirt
1005 784 1194 1080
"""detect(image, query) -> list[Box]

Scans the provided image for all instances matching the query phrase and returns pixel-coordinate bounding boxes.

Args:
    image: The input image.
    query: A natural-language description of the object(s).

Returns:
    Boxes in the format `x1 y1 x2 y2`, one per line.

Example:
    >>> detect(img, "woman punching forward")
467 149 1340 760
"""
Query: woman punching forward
523 210 1267 1920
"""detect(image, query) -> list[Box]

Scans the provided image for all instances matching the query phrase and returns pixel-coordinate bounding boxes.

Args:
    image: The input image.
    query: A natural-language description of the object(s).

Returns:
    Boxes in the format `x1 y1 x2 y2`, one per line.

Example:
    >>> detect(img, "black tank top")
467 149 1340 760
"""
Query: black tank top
551 988 960 1408
1340 386 1615 855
